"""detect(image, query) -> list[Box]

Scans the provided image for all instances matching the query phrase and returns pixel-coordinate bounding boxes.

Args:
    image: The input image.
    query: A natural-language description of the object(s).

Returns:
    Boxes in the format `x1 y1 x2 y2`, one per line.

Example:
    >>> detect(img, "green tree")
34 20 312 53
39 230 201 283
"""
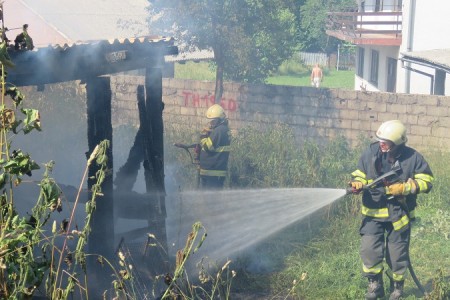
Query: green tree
298 0 355 52
148 0 299 102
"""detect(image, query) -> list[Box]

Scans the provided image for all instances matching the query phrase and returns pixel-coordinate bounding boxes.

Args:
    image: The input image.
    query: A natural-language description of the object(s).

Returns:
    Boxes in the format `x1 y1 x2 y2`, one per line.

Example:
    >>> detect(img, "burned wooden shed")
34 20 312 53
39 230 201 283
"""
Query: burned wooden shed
7 36 178 275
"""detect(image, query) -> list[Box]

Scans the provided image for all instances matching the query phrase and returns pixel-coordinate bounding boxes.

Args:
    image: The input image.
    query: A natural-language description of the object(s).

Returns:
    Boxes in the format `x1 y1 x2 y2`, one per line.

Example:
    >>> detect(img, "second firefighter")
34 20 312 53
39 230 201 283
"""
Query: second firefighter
198 104 231 189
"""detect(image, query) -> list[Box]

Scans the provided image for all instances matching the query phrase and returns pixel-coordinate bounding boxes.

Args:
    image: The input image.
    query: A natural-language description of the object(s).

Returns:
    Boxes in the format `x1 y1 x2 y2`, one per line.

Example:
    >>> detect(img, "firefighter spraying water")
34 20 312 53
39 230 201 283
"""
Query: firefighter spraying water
348 120 433 300
175 104 231 190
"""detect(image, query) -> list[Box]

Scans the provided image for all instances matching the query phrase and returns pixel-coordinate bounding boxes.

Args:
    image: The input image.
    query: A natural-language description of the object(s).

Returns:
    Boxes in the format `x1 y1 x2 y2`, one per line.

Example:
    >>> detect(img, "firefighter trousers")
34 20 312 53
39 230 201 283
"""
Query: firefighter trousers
200 175 225 190
359 218 410 281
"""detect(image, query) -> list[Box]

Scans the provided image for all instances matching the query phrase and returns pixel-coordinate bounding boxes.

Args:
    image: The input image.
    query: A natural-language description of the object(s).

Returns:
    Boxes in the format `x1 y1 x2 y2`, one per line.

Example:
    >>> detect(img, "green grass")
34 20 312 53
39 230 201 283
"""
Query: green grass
175 61 216 81
175 61 355 89
265 70 354 89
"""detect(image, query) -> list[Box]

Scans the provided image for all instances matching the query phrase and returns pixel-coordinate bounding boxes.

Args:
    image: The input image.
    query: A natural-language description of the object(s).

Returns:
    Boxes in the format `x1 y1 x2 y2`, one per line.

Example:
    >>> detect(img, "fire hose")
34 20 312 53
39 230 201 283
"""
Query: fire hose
346 168 427 296
173 143 201 189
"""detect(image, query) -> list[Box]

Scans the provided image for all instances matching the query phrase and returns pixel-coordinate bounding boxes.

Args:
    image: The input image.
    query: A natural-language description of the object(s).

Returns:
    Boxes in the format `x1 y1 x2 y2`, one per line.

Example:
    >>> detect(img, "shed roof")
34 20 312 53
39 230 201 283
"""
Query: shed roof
400 49 450 73
7 36 178 86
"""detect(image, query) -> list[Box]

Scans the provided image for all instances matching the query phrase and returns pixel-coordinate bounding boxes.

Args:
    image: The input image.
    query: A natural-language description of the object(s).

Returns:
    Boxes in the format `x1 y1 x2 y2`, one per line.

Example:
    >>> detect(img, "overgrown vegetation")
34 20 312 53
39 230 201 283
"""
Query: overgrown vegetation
165 123 450 299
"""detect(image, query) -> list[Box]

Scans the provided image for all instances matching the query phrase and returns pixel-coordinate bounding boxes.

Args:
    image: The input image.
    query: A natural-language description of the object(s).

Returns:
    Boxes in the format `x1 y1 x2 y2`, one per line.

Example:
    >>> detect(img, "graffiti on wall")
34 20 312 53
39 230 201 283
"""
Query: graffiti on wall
182 90 237 111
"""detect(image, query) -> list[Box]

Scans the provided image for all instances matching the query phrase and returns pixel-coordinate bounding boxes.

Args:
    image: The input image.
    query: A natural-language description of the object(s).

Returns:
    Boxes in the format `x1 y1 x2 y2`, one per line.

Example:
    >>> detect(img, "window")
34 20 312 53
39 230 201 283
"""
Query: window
357 47 365 77
396 0 402 11
370 50 379 86
386 57 397 92
375 0 382 12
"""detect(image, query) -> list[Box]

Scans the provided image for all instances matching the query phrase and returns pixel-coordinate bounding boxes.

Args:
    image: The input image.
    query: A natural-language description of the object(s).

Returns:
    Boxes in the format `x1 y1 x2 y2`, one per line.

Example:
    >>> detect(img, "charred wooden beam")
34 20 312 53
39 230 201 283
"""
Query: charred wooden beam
86 76 114 258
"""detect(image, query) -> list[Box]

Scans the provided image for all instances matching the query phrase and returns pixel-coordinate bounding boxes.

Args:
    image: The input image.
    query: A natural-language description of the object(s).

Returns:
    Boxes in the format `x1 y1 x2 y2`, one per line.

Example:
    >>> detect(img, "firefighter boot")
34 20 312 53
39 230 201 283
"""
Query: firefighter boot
389 280 404 300
365 275 385 300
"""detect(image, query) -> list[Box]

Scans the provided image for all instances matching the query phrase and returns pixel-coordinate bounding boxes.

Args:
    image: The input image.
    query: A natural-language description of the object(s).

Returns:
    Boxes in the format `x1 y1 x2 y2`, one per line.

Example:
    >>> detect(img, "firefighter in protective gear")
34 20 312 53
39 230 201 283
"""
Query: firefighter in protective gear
349 120 433 300
198 104 231 189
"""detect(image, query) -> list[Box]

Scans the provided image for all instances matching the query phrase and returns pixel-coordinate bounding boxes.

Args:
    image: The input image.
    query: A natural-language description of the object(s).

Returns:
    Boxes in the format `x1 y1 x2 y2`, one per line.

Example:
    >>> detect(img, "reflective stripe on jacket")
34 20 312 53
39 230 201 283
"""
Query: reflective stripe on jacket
199 120 230 177
351 142 433 230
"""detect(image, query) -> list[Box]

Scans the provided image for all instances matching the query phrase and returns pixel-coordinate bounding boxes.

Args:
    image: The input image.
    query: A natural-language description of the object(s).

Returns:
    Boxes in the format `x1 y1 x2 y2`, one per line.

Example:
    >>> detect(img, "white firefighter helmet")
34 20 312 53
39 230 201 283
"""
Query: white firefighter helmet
206 104 226 119
376 120 407 145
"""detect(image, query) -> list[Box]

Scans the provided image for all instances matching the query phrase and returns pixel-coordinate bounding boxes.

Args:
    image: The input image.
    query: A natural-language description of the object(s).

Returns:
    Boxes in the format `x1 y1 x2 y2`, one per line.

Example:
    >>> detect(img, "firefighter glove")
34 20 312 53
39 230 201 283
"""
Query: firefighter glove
200 128 211 139
348 181 363 193
386 179 417 196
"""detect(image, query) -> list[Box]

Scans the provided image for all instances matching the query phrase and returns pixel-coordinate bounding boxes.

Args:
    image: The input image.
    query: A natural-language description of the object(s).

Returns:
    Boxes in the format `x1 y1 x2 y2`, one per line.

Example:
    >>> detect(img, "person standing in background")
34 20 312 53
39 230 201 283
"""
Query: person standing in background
310 63 323 88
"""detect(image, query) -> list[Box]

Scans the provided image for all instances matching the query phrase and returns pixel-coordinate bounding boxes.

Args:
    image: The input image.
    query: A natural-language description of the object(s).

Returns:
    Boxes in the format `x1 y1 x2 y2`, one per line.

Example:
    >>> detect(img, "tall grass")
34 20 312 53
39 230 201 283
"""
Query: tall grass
228 123 358 189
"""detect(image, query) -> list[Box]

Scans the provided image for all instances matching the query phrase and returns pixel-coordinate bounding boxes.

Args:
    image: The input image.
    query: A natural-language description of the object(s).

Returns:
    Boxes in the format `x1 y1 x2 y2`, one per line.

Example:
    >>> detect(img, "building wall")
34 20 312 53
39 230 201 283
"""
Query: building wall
398 0 450 95
111 76 450 152
356 45 400 92
410 0 450 51
355 0 450 95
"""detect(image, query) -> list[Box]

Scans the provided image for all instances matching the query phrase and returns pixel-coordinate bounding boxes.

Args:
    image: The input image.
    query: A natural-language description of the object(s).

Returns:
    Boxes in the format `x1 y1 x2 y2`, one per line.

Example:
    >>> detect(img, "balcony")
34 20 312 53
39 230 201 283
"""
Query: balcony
326 10 402 46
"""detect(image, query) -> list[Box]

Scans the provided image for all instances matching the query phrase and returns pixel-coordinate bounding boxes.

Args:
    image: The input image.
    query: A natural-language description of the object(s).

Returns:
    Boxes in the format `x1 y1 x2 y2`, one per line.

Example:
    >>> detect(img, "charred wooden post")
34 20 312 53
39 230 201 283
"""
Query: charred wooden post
86 76 114 258
144 67 166 226
114 126 144 191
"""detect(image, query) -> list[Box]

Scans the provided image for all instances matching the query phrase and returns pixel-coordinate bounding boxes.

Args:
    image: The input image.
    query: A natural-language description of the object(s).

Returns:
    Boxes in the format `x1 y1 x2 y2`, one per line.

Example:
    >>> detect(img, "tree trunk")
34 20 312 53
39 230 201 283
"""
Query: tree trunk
214 63 224 104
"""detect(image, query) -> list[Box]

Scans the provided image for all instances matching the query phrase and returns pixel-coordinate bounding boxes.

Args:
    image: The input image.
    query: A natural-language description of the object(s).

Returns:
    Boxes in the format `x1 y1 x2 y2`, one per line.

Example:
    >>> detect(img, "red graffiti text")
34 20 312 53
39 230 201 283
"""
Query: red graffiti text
182 91 237 112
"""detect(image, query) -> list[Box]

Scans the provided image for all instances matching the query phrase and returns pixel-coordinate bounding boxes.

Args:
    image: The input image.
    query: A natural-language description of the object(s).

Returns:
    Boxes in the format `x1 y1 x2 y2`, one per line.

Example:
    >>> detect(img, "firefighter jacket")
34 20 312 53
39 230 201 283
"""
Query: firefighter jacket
199 119 231 177
351 142 433 231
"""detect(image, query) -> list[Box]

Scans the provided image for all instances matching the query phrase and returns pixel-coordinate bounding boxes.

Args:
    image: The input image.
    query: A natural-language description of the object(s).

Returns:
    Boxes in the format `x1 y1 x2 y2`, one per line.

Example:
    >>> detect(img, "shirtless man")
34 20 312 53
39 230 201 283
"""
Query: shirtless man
310 64 323 88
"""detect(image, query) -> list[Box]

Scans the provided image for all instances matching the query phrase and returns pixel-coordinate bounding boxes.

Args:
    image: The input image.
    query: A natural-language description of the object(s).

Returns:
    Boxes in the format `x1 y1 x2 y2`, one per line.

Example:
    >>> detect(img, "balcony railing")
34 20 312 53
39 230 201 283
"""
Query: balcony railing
326 10 402 46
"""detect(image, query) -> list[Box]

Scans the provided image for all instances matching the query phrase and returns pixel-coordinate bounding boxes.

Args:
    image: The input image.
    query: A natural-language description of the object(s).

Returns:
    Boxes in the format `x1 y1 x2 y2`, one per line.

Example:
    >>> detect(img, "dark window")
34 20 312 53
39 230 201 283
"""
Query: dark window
360 0 365 12
370 50 379 86
375 0 382 12
357 47 365 77
386 57 397 92
396 0 402 11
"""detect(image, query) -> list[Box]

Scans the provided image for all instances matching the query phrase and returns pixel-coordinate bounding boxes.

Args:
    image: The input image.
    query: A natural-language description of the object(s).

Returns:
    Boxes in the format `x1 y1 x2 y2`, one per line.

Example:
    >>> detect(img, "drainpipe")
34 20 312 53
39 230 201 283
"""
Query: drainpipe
405 0 416 93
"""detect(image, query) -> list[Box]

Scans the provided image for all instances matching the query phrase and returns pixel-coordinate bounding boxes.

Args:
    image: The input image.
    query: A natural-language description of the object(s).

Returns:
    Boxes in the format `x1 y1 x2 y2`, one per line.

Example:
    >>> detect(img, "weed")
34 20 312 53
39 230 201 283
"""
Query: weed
425 269 450 300
158 222 236 300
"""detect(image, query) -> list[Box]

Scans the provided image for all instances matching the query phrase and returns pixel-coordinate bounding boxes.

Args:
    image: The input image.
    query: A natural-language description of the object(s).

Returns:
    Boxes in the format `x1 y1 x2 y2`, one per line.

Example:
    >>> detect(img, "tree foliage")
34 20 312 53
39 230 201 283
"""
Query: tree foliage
297 0 355 52
148 0 299 100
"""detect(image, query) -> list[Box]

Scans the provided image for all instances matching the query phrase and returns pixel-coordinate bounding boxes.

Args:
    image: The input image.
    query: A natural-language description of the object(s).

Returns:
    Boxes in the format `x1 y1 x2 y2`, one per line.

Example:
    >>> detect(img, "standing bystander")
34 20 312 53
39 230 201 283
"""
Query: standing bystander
310 63 323 88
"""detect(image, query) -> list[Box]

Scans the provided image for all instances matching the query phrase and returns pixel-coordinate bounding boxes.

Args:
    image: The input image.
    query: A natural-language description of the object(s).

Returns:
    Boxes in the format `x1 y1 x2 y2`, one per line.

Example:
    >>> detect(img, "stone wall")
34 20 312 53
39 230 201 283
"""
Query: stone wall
111 76 450 152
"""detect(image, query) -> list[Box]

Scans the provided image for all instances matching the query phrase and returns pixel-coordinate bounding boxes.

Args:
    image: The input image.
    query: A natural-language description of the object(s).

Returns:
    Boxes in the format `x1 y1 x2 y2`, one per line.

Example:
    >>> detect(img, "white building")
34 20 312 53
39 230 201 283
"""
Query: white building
327 0 450 95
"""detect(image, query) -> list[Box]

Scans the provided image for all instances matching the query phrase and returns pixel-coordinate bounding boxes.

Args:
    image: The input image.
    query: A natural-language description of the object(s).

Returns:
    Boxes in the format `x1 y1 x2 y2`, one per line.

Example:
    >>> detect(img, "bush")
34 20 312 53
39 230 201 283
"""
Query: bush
276 57 310 76
228 123 358 189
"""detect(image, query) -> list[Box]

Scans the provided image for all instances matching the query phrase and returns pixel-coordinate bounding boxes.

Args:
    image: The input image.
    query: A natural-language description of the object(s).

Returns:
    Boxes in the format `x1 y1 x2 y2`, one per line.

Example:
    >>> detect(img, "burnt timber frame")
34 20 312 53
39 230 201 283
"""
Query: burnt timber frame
7 37 178 263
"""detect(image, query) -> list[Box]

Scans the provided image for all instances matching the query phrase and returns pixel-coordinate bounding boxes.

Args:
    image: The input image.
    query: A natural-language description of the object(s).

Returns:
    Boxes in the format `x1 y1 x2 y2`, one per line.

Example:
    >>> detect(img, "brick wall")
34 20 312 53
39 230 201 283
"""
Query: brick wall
111 76 450 151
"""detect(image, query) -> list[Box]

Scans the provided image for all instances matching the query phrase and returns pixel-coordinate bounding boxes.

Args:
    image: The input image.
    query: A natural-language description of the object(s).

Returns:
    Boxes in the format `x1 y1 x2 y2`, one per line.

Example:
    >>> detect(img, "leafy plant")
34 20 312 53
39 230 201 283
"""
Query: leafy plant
426 268 450 300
